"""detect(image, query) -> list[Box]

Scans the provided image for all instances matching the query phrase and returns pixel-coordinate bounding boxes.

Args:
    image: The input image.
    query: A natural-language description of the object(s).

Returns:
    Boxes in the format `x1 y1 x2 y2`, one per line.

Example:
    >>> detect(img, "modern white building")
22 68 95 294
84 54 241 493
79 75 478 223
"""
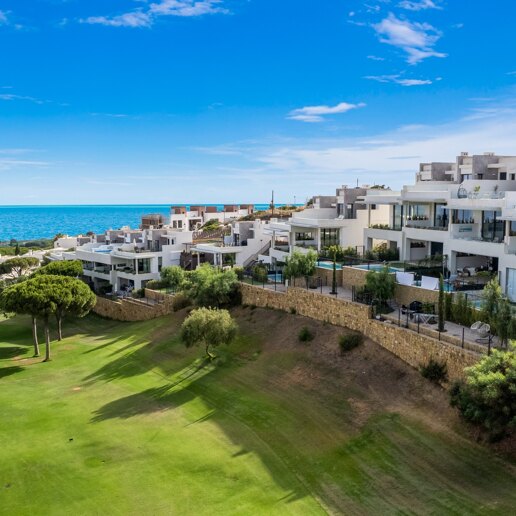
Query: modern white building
362 152 516 300
263 186 391 265
169 204 254 231
51 221 194 293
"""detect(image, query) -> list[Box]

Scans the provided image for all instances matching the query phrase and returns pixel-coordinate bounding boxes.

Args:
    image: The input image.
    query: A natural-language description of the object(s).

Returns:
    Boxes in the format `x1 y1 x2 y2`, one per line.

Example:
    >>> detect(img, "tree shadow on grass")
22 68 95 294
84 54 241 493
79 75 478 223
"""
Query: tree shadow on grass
89 358 314 507
0 346 27 360
0 365 24 379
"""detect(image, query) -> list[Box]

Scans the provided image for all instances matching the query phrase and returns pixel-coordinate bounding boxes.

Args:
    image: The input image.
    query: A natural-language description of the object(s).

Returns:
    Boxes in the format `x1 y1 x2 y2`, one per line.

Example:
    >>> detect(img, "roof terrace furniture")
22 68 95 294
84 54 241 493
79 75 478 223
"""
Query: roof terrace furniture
471 322 491 342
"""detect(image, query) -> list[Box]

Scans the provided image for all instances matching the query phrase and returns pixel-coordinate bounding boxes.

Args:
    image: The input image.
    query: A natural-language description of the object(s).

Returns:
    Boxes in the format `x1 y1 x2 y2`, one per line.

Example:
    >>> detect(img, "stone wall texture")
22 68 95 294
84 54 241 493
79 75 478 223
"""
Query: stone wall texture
93 291 174 322
341 266 369 288
395 284 440 307
241 283 480 382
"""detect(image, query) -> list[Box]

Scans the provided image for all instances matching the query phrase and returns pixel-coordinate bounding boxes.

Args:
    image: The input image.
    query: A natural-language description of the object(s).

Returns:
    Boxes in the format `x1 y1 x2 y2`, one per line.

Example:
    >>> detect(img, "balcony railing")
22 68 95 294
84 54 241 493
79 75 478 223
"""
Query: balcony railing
367 225 401 231
405 223 448 231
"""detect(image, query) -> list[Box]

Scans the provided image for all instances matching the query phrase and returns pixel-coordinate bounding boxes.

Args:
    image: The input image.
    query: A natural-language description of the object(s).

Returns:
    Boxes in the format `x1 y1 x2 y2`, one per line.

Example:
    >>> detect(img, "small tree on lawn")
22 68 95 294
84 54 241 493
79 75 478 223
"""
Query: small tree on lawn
326 245 343 294
33 260 83 278
0 280 45 356
180 307 237 359
160 265 185 291
183 264 239 308
450 346 516 440
438 274 445 332
0 257 39 278
365 266 395 311
35 276 96 341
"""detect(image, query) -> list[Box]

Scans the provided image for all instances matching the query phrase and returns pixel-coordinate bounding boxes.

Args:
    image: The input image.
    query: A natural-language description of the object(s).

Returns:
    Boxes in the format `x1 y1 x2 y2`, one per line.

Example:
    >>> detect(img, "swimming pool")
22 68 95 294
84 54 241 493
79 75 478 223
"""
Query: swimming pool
353 264 402 273
316 262 343 271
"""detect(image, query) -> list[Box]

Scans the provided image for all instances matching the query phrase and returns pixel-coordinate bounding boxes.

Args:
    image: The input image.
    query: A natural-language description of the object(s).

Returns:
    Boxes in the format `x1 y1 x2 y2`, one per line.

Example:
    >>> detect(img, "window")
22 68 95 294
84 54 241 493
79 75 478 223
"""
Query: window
510 221 516 237
320 228 340 248
452 210 474 224
434 203 448 228
137 258 151 274
406 204 429 220
511 174 515 180
295 231 314 241
482 210 504 241
500 172 507 180
393 205 403 231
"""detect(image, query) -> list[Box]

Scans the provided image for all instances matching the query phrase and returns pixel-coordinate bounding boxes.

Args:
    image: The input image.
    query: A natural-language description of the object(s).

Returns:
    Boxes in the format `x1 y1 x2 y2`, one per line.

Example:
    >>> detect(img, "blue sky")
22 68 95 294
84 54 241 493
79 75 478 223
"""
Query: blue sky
1 0 516 204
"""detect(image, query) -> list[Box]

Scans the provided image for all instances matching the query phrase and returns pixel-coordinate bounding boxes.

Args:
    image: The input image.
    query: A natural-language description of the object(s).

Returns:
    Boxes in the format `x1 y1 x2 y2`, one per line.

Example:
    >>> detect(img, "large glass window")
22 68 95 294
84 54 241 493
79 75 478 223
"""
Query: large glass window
482 210 504 241
510 221 516 237
137 258 151 274
295 231 314 241
320 228 340 248
434 203 448 228
393 205 403 230
407 204 429 220
451 210 474 224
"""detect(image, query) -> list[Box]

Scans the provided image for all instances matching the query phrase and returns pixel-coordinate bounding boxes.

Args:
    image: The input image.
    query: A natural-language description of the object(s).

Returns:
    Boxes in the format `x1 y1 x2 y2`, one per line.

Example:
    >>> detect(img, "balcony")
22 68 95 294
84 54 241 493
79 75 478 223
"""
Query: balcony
368 224 401 231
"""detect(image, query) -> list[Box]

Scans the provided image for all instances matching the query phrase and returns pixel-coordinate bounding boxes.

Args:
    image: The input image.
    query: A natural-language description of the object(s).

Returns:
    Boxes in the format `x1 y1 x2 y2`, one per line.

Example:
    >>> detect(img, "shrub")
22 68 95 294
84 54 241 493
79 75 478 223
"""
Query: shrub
160 266 185 290
252 265 268 283
134 288 145 299
298 326 314 342
450 347 516 440
339 333 363 353
172 293 191 312
420 359 448 383
233 266 244 280
146 279 165 290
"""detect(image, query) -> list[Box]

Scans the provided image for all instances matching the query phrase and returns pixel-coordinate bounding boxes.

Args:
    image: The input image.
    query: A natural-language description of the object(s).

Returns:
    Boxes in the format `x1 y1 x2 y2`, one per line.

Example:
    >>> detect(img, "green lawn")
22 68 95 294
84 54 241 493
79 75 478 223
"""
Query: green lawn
0 310 515 515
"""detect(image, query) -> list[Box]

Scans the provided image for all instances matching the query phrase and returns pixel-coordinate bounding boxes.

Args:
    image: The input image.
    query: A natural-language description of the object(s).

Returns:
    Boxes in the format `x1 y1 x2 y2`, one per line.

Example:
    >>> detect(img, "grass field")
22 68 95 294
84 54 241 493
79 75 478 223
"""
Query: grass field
1 308 515 515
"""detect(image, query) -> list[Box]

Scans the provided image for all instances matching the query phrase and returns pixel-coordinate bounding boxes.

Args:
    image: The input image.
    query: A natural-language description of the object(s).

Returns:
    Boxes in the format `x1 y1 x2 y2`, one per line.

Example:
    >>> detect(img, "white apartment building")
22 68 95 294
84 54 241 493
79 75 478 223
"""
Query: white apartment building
51 221 193 293
186 219 273 268
169 204 254 231
264 186 391 265
363 152 516 300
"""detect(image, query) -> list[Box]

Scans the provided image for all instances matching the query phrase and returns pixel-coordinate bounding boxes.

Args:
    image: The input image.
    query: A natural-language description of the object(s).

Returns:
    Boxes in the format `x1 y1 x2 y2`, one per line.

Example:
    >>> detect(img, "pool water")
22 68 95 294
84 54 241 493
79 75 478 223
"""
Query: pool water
317 262 343 271
353 264 402 273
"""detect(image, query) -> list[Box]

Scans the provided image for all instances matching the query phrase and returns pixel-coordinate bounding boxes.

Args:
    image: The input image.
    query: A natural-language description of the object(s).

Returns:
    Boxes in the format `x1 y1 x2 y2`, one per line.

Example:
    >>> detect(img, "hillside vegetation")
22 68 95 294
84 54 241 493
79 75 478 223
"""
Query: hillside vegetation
1 308 515 515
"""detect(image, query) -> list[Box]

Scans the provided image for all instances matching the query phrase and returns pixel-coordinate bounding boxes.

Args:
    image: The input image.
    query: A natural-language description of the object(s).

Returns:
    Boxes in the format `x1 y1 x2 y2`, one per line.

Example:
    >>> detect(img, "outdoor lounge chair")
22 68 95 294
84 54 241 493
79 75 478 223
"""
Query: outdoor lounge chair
413 313 437 324
470 321 491 342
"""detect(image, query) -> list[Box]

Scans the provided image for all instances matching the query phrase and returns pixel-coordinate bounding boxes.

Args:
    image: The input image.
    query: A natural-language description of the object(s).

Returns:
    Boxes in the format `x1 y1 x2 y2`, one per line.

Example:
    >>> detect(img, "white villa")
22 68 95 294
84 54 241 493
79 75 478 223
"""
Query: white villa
363 152 516 300
49 205 267 293
51 223 194 293
169 204 254 231
262 185 392 265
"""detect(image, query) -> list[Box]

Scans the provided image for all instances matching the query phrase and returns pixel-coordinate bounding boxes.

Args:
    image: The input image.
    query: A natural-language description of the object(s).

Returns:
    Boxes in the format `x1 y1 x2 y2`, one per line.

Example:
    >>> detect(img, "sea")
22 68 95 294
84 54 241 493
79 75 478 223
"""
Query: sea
0 204 279 242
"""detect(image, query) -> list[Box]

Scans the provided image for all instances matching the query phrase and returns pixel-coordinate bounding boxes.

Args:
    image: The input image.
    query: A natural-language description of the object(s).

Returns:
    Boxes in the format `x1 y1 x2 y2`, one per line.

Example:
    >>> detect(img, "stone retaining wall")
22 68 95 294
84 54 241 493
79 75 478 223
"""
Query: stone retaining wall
93 293 174 322
341 266 369 288
241 283 480 382
395 283 440 307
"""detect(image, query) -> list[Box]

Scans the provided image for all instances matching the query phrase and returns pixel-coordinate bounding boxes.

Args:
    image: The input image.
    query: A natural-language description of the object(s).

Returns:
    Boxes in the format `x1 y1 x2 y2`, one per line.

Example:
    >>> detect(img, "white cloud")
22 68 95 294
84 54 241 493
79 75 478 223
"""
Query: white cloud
373 13 447 64
149 0 228 17
398 0 440 11
0 93 47 104
0 10 8 25
287 102 366 123
82 11 151 28
367 55 385 61
365 74 433 86
82 1 228 28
